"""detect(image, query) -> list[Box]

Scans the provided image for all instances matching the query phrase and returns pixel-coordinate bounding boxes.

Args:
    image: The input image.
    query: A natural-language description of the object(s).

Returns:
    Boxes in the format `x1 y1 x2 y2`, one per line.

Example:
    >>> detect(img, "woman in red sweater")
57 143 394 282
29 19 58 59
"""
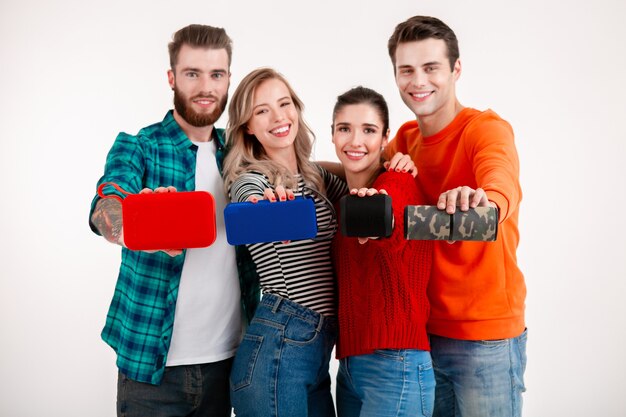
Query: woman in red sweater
331 86 435 417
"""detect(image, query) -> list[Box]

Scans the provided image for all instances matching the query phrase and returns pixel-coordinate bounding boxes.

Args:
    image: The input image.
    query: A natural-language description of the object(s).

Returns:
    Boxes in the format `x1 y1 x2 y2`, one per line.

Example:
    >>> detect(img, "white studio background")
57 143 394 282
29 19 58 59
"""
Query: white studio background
1 0 625 416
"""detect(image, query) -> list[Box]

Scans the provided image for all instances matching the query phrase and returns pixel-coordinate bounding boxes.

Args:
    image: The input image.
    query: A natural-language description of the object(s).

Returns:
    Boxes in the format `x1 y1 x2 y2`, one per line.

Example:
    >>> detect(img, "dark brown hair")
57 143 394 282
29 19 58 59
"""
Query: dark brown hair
332 86 389 134
388 16 459 71
168 24 232 70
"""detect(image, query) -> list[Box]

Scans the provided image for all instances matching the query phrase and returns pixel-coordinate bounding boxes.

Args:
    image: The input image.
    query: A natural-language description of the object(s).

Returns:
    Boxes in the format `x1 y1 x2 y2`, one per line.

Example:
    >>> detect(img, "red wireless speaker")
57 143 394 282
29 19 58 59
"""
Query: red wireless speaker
97 182 217 250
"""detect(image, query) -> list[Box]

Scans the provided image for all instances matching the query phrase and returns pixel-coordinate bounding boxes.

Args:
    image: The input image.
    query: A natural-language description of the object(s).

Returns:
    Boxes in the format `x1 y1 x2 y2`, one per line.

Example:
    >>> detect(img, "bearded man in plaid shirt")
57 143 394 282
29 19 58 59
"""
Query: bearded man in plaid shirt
89 24 259 417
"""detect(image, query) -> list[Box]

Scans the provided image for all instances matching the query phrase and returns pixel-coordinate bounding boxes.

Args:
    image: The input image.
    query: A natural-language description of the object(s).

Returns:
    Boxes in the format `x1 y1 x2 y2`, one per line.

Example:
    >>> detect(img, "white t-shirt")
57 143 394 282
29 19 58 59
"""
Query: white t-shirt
166 139 242 366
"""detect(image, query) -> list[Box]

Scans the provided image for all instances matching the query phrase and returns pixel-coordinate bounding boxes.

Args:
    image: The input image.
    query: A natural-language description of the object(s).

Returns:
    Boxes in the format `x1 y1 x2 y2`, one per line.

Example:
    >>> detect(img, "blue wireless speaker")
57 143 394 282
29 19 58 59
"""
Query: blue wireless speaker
224 196 318 245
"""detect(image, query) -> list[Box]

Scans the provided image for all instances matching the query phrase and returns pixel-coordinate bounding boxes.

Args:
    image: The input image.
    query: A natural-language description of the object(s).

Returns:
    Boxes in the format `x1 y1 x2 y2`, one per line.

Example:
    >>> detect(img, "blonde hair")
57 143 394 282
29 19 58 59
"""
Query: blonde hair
223 67 324 194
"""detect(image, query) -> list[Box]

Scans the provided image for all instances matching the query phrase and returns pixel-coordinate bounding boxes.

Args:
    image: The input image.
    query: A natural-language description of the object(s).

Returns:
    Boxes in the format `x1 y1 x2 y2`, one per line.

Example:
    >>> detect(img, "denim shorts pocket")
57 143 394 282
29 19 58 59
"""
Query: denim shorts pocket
418 361 435 417
283 316 319 345
476 338 508 346
230 334 264 391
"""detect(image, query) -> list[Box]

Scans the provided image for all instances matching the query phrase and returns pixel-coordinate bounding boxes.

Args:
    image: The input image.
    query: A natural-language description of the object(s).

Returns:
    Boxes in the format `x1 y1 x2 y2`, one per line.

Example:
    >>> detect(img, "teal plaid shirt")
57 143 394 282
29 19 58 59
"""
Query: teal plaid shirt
89 111 260 385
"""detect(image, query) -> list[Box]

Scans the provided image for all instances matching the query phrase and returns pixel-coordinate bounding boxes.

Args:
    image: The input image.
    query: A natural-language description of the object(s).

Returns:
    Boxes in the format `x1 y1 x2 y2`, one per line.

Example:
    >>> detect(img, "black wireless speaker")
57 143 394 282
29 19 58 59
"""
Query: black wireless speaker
339 194 393 238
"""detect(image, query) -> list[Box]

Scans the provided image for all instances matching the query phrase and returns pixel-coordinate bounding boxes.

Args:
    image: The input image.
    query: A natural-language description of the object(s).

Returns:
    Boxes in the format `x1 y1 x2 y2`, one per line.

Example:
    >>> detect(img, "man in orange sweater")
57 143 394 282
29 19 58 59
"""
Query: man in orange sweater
384 16 527 417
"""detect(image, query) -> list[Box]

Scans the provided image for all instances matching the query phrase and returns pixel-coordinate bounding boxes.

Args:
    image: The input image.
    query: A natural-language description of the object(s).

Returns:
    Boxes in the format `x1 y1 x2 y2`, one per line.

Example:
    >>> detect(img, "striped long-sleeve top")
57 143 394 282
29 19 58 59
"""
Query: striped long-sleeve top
229 166 347 316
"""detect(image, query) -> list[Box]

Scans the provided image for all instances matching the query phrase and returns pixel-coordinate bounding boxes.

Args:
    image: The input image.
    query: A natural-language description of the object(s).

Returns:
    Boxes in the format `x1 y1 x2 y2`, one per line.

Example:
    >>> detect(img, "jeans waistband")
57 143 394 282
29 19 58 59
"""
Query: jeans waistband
259 293 336 333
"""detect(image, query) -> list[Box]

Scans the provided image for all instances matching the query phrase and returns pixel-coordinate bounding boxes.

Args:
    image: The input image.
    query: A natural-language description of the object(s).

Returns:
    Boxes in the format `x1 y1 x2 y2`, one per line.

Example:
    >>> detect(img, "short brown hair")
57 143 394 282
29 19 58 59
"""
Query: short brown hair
168 24 233 70
388 16 459 71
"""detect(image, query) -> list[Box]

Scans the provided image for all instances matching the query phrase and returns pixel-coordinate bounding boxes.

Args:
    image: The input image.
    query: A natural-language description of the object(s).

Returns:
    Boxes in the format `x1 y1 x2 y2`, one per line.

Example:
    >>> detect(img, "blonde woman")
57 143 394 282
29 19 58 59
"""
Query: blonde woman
223 68 346 417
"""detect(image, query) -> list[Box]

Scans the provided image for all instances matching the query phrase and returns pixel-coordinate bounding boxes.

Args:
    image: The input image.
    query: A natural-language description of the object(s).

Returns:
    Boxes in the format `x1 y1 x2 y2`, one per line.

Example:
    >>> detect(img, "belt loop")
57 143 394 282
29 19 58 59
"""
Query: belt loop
271 295 282 313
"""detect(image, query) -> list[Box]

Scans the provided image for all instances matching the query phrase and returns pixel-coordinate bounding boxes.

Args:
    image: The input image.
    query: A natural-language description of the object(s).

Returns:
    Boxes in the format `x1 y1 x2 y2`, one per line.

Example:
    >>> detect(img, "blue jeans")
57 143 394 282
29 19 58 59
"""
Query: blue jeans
117 358 233 417
337 349 435 417
230 294 337 417
430 329 528 417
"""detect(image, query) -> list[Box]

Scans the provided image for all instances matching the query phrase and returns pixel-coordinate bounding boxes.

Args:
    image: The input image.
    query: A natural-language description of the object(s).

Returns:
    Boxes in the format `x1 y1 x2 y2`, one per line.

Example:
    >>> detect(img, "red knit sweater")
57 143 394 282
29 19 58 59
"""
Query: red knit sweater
332 171 433 359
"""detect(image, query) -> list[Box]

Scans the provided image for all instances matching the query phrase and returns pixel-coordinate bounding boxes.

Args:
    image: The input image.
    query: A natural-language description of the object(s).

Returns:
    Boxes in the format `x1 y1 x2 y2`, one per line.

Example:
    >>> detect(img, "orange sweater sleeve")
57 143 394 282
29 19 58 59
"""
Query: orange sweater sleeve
463 113 522 223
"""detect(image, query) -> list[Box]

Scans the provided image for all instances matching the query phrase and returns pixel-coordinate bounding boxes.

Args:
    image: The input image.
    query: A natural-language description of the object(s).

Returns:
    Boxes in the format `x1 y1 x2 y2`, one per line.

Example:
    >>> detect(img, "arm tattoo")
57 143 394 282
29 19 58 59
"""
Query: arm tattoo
91 198 123 245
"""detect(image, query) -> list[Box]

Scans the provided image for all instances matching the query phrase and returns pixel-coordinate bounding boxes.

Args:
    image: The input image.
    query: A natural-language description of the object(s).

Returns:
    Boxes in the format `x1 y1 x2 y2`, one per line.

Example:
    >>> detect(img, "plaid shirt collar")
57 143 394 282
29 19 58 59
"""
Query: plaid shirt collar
162 110 226 172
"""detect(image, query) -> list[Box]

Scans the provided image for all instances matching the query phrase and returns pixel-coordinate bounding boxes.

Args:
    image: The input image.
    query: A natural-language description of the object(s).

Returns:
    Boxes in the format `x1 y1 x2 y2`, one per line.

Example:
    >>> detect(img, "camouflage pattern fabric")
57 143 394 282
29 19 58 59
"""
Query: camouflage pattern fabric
404 205 498 241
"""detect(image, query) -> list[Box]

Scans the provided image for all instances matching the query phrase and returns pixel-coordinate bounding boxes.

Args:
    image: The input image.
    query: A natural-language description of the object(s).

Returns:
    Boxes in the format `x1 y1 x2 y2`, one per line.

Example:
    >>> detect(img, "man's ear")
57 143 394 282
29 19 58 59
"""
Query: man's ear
168 69 175 90
453 59 462 81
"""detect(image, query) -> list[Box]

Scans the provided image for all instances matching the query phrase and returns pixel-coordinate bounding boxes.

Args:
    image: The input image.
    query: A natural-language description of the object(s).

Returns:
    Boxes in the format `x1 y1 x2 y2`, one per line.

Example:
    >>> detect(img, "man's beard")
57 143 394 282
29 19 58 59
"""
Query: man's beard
173 87 228 127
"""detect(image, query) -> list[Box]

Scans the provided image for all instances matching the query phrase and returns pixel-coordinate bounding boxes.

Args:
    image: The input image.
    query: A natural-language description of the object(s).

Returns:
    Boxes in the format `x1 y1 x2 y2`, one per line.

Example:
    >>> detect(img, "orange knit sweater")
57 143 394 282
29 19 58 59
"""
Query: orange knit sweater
385 108 526 340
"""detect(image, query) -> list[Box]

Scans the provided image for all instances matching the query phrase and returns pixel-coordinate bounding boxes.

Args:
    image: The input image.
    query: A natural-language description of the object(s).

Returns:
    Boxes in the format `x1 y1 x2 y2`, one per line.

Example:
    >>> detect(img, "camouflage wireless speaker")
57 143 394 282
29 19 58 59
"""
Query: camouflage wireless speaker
404 205 498 241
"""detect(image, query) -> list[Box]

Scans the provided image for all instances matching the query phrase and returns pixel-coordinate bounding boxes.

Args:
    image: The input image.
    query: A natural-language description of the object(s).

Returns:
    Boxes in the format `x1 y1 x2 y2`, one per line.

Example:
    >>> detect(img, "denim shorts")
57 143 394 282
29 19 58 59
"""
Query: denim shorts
230 293 337 417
